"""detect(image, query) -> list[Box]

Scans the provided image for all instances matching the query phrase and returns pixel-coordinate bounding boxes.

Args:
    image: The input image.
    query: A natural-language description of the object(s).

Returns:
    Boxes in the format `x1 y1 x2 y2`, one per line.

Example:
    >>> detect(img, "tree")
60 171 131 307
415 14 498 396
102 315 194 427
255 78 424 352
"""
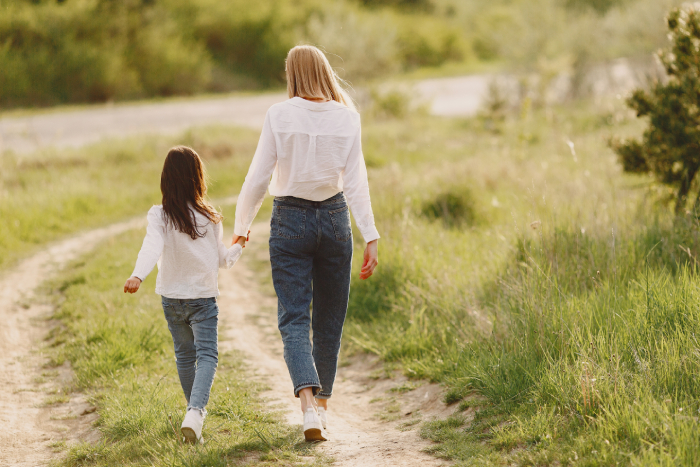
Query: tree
612 5 700 215
563 0 624 15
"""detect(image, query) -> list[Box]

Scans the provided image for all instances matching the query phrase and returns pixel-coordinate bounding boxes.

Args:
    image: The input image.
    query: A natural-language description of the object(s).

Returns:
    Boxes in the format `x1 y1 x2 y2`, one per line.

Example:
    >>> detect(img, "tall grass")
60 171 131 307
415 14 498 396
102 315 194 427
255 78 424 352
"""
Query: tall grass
342 96 700 464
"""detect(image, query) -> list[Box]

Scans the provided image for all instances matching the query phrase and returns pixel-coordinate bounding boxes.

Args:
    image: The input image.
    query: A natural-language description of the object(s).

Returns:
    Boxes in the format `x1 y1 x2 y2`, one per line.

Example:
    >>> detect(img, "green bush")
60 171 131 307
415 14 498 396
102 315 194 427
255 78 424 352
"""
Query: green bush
421 188 478 228
612 4 700 215
395 14 466 69
303 2 400 81
0 0 209 106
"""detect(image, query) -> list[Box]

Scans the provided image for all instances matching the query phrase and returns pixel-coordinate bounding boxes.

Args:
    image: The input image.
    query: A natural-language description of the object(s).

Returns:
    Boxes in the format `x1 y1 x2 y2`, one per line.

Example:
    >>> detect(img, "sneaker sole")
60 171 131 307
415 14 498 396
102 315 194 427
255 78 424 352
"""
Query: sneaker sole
181 427 198 444
304 427 328 442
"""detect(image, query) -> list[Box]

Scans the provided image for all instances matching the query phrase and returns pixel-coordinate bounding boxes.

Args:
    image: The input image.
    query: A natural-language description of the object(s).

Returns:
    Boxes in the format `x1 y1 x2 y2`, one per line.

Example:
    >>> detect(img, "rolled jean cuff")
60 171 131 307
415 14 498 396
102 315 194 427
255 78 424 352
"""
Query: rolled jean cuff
315 392 332 400
187 406 207 417
294 383 321 398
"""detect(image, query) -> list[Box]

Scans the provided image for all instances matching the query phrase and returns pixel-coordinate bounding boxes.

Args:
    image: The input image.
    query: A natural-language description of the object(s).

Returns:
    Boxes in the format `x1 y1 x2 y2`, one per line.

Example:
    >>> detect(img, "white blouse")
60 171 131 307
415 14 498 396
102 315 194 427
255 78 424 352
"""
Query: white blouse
233 97 380 242
132 205 243 299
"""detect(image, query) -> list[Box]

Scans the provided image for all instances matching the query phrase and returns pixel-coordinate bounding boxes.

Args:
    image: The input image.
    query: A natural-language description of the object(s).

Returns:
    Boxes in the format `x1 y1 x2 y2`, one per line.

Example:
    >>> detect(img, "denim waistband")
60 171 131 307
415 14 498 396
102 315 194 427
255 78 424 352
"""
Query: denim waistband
161 296 216 304
274 192 346 208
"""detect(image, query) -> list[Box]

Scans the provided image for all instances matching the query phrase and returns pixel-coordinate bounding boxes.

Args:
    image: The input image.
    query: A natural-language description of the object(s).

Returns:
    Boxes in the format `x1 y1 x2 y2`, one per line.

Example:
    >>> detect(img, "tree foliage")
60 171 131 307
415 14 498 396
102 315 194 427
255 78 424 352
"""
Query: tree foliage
563 0 625 14
612 5 700 215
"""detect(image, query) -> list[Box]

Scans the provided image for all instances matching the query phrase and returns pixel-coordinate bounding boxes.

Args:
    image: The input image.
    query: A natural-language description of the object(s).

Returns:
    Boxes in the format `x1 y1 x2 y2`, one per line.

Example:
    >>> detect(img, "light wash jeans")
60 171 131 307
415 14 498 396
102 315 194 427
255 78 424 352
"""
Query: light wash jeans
161 296 219 414
269 192 353 399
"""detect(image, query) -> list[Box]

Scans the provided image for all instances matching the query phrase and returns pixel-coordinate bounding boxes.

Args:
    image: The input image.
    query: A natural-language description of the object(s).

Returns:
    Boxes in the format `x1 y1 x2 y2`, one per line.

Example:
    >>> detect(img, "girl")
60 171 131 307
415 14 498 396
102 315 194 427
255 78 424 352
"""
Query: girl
123 146 246 444
232 45 380 441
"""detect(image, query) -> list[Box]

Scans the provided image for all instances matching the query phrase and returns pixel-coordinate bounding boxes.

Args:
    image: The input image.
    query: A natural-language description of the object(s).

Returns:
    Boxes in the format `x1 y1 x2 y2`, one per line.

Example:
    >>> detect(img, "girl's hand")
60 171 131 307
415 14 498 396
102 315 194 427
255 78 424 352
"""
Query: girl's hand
232 230 251 248
124 276 142 294
360 240 379 280
235 236 247 247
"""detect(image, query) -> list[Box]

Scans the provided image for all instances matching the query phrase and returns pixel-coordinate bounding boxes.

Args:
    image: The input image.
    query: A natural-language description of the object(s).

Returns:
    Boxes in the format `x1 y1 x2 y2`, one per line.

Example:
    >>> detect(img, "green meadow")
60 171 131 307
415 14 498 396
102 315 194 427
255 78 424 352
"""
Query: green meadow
4 90 696 465
3 1 698 464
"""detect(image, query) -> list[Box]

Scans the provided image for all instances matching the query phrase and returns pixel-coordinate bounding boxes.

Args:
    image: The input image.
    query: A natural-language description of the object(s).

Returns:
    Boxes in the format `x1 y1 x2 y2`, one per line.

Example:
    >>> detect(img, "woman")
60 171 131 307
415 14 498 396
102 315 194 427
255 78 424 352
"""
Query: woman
232 45 379 441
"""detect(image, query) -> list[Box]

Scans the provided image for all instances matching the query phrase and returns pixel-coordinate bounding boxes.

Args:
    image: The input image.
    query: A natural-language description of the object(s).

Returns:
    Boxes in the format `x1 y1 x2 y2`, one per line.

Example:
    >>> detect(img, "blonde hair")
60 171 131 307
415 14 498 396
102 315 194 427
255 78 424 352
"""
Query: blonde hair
286 45 354 109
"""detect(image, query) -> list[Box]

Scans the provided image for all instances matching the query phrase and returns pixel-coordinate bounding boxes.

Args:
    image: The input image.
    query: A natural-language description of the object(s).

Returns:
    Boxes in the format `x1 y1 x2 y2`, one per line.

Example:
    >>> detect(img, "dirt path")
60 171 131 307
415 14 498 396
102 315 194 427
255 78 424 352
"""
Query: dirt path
218 223 455 466
0 92 286 154
0 215 454 466
0 218 144 467
0 76 493 155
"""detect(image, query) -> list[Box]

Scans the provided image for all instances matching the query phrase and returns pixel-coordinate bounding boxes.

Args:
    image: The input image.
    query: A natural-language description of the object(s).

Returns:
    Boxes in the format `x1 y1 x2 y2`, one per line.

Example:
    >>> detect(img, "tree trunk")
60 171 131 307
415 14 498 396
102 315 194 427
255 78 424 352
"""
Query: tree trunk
693 184 700 215
676 166 698 215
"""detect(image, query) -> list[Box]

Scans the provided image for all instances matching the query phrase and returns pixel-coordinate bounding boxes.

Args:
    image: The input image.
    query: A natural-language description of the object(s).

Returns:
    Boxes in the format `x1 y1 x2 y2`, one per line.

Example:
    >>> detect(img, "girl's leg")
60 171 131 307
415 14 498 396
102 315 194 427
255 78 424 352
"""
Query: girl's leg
187 299 219 413
162 298 197 402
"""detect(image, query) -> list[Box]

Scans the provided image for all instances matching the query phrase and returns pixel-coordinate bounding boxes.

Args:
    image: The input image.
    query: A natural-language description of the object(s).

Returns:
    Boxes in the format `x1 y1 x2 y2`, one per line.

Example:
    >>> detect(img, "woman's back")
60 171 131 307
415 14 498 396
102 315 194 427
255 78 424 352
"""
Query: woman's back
235 96 378 243
268 97 360 201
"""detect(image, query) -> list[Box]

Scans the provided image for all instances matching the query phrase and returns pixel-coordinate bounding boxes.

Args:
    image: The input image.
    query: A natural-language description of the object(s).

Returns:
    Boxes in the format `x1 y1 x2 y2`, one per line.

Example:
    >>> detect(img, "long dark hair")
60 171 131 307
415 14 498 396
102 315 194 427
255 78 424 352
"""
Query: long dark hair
160 146 222 240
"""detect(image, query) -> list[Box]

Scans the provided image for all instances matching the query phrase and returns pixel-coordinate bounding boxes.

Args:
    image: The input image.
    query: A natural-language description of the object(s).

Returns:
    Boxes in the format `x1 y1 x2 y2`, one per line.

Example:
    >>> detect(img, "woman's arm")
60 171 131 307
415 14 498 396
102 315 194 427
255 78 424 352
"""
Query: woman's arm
343 123 380 279
125 207 165 293
233 111 278 243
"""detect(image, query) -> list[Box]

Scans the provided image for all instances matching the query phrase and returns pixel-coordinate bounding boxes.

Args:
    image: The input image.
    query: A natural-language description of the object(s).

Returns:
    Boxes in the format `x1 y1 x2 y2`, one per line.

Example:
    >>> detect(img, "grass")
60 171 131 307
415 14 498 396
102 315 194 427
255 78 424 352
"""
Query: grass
45 228 325 467
5 73 700 463
340 96 700 464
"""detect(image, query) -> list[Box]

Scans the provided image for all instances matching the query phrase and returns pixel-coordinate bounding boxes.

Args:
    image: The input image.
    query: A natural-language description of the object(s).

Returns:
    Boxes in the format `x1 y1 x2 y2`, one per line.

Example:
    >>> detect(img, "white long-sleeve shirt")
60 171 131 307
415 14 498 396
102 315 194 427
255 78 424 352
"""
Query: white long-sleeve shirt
132 205 242 299
234 97 380 242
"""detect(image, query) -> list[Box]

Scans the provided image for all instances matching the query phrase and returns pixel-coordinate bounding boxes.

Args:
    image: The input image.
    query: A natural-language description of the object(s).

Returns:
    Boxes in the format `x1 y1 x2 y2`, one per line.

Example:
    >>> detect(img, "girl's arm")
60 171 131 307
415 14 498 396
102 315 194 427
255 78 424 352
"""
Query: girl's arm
125 207 165 293
217 223 244 269
233 110 278 242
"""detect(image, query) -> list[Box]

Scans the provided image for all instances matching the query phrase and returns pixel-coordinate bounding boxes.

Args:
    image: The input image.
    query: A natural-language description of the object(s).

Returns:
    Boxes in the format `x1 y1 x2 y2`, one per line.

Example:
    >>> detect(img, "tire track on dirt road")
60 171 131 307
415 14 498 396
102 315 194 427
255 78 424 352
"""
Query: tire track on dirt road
0 217 145 467
0 212 455 466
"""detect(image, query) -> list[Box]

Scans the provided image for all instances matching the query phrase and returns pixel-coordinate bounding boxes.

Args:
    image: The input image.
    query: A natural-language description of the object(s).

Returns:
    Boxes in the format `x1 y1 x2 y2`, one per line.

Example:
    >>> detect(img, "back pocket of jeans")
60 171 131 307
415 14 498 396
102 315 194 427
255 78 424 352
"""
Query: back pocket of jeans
274 205 306 239
329 206 352 242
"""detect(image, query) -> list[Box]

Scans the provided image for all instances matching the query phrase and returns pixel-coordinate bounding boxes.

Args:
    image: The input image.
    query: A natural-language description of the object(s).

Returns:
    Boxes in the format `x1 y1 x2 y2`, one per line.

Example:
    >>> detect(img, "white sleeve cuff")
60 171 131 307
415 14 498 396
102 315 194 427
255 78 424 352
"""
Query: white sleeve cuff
233 225 249 237
359 225 380 243
224 244 243 269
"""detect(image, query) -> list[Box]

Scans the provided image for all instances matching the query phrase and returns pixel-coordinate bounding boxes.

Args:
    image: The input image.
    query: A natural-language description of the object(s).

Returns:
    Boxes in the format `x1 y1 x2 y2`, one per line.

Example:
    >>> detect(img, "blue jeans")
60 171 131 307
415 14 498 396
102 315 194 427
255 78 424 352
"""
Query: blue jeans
161 296 219 414
269 192 353 399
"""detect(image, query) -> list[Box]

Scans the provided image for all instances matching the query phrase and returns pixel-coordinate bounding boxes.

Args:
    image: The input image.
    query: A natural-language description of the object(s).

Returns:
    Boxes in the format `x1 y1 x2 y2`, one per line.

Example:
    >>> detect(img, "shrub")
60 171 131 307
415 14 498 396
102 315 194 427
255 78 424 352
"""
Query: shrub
359 0 435 12
563 0 625 14
303 2 400 81
612 4 700 215
369 88 411 118
183 0 298 87
0 0 209 106
395 15 466 69
421 187 478 228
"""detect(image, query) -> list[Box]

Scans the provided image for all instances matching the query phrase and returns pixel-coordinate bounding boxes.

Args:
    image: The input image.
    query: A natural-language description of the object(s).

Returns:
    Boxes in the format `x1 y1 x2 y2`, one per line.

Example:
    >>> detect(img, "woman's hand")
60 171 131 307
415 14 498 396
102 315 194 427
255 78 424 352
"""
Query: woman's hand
232 230 251 248
124 276 142 294
360 240 379 280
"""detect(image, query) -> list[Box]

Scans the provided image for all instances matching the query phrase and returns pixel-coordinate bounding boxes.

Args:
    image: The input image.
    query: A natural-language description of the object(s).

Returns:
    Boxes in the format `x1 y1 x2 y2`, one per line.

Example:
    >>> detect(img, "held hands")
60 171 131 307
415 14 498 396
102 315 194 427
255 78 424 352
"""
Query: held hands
232 230 251 248
123 276 142 294
360 240 379 280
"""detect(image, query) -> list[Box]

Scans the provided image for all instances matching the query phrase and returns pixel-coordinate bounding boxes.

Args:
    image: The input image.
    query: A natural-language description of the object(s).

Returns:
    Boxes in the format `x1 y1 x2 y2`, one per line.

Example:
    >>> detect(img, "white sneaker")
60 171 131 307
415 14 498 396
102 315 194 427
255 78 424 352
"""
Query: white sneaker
181 408 204 444
317 407 328 430
303 407 327 442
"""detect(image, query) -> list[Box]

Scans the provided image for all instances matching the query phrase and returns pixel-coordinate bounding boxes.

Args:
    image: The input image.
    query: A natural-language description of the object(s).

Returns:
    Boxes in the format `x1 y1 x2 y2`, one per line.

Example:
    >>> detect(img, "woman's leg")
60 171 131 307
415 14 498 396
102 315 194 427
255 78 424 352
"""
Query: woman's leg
269 203 322 406
187 299 219 413
312 204 354 404
162 298 197 403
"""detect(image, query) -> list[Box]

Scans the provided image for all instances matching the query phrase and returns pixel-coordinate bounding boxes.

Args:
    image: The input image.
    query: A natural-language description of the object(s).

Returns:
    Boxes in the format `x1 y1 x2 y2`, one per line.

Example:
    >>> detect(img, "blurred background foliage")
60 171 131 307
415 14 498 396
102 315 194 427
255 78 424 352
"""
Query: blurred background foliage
0 0 680 108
